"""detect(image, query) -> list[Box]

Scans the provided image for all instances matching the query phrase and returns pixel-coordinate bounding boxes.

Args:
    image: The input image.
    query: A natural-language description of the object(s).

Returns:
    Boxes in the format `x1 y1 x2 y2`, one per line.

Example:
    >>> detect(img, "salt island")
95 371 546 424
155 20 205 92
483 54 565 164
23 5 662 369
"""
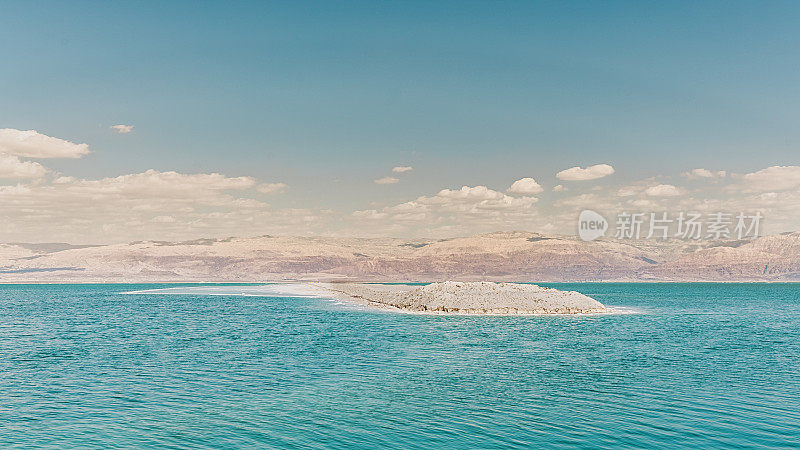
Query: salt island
320 281 609 315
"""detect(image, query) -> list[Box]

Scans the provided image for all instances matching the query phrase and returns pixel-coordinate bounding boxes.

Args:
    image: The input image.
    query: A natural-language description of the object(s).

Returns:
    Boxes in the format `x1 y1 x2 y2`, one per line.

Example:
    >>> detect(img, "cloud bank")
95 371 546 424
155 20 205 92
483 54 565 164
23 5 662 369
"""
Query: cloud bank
3 129 800 242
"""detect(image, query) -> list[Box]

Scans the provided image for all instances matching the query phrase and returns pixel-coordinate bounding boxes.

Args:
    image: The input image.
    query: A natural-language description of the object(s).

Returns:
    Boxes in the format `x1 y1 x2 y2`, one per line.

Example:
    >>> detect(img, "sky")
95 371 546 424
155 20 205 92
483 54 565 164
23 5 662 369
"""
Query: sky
2 1 800 243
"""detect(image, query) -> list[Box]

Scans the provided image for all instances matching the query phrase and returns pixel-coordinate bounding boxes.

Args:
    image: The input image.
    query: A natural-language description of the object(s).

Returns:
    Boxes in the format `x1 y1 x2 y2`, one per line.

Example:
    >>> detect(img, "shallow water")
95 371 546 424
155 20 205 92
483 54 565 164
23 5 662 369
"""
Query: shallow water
1 283 799 448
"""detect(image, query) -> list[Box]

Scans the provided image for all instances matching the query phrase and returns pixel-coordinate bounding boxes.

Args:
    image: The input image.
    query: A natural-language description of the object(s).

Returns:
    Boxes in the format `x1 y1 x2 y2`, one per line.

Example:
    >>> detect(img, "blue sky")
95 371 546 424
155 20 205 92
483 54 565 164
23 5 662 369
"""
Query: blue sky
2 1 800 242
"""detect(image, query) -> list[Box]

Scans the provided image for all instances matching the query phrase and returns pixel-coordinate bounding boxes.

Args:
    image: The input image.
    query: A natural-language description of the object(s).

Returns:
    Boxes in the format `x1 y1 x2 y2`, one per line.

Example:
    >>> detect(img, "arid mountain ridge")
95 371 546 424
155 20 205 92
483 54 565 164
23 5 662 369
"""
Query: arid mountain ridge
2 231 800 282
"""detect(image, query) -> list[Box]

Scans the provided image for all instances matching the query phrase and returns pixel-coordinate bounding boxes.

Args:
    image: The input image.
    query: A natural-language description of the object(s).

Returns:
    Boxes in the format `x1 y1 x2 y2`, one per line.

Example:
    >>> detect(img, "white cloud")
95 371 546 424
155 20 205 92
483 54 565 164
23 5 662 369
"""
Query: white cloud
616 186 637 197
0 129 90 158
0 154 48 179
644 184 682 197
552 184 566 192
740 166 800 192
556 163 615 181
392 166 413 173
507 177 544 195
110 124 134 134
352 209 389 220
683 168 726 179
53 176 76 184
375 176 399 184
434 185 506 203
256 182 287 194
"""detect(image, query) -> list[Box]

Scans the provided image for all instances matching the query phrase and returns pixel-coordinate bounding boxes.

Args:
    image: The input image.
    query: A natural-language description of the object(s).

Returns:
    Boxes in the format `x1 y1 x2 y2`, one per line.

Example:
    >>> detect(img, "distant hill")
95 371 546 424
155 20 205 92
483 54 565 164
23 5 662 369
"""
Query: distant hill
2 231 800 282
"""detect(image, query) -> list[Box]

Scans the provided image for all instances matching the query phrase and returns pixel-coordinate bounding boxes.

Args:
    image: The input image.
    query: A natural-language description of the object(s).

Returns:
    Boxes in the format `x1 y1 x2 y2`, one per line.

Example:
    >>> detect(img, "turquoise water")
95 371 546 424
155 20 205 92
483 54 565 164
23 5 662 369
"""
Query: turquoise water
2 283 799 448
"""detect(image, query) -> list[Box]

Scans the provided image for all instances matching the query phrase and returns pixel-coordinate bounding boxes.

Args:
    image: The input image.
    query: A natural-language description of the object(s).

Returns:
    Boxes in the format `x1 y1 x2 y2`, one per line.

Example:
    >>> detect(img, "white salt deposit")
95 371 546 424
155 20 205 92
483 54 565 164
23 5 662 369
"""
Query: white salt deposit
320 281 609 315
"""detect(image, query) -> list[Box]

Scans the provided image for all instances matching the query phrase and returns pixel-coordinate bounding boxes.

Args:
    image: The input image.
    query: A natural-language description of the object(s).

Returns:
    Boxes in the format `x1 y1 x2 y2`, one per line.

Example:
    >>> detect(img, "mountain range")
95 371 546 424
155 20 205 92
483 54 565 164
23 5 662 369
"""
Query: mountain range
3 231 800 282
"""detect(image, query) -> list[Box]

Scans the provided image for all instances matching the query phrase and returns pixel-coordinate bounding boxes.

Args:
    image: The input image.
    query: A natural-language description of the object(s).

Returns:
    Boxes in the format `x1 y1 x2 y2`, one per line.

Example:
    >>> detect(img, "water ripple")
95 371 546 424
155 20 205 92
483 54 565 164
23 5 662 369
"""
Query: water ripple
1 283 799 447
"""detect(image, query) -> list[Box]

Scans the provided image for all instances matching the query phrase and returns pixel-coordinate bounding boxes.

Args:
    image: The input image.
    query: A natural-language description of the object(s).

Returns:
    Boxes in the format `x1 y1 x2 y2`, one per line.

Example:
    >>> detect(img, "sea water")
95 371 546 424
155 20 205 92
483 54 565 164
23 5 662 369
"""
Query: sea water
1 283 799 448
